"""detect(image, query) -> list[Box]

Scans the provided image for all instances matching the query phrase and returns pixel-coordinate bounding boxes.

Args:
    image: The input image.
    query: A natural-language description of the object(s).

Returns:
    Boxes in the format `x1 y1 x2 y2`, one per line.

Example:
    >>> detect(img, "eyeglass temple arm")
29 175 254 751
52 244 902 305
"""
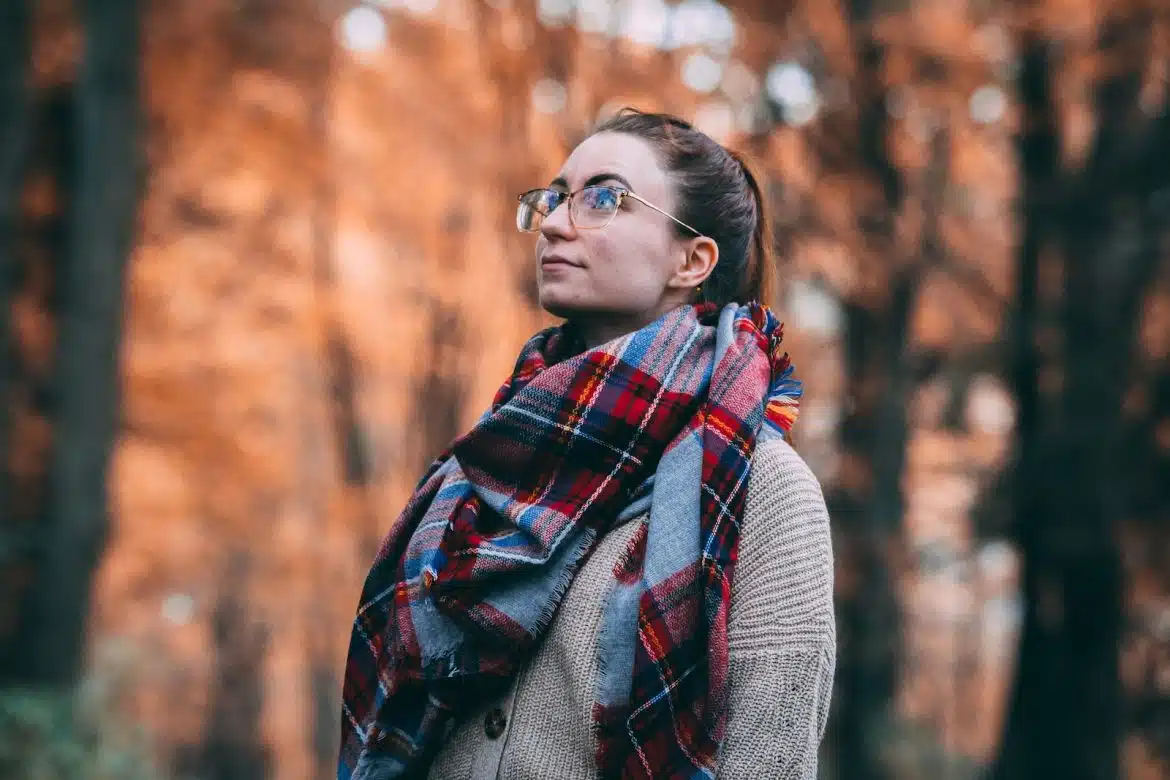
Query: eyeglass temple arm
624 192 705 238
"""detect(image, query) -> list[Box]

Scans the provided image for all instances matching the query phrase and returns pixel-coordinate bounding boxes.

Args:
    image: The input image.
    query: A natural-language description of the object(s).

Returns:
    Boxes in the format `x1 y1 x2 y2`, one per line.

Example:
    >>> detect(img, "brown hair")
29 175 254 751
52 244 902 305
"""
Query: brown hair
591 108 776 307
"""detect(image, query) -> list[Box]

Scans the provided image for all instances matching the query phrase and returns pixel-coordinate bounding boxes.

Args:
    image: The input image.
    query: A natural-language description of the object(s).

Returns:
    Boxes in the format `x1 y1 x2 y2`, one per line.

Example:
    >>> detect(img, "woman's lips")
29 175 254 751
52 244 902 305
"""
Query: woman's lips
540 255 583 269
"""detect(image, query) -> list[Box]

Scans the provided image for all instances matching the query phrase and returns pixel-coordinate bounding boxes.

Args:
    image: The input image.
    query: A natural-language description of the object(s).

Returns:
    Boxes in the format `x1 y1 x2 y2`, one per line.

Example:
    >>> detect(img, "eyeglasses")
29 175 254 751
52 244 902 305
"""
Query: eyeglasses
516 185 705 237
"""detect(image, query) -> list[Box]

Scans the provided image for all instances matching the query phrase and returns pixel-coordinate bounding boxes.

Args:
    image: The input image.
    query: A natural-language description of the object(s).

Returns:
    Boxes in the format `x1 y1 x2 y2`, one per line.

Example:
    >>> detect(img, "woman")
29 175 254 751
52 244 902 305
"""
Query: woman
339 109 835 780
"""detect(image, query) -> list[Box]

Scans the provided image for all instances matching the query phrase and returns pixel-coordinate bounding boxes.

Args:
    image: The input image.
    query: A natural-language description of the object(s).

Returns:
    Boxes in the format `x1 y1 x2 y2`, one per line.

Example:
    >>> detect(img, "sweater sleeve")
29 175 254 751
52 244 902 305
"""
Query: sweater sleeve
716 438 836 780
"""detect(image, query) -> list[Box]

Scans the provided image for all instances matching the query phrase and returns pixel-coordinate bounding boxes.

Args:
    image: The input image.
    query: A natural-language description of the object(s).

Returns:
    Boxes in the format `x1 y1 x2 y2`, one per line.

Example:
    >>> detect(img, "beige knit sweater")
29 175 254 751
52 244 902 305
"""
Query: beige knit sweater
427 437 836 780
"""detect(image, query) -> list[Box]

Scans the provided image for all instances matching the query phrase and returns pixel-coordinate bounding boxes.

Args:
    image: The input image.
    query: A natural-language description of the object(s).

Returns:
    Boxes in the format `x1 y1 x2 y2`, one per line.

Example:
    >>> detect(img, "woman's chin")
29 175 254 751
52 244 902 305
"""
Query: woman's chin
538 285 592 319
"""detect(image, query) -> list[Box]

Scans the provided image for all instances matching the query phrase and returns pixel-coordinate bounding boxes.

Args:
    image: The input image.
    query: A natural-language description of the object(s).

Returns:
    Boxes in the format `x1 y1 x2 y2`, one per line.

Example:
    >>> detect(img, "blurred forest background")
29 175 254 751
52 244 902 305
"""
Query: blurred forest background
1 0 1169 778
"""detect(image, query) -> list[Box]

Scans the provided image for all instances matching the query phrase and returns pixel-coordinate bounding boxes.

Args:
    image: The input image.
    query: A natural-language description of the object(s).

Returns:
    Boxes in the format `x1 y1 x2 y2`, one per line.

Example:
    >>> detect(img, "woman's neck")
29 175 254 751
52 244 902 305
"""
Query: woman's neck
573 300 690 351
576 319 640 351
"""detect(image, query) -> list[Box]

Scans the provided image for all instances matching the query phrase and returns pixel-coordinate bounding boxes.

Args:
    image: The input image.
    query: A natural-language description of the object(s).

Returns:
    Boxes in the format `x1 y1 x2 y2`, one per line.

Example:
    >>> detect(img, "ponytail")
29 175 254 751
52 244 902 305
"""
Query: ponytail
729 150 776 306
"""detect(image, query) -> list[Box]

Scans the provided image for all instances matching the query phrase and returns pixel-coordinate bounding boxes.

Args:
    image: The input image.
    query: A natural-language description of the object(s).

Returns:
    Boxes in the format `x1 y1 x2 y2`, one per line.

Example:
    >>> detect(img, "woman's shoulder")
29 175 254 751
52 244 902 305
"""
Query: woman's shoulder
731 436 835 647
746 436 827 512
739 436 833 596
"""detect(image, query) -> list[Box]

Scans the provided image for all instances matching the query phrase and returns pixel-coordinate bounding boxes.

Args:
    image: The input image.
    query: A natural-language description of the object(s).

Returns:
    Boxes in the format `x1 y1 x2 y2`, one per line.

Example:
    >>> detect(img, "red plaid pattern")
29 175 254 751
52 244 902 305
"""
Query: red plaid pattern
338 302 800 780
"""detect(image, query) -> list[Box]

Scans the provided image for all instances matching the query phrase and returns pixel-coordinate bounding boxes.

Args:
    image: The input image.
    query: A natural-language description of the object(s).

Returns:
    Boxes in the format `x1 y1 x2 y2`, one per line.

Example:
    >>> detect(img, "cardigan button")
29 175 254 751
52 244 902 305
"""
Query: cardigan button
483 707 507 740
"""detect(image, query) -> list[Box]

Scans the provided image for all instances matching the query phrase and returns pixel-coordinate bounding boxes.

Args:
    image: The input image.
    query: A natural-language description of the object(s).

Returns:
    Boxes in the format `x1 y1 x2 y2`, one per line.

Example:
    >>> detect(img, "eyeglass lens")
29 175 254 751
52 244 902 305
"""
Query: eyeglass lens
516 186 621 232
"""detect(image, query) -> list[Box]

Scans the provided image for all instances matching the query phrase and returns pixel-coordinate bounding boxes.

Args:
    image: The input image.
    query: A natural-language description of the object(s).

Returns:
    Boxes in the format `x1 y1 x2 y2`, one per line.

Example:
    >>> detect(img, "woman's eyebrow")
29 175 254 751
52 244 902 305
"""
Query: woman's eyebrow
549 172 635 191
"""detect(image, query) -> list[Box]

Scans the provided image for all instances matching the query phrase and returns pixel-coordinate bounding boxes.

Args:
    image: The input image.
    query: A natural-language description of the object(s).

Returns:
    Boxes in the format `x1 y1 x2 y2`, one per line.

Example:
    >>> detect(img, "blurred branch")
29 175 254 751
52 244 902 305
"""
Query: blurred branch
413 299 468 472
932 252 1006 318
308 2 382 561
909 130 985 302
1025 12 1170 208
310 36 371 491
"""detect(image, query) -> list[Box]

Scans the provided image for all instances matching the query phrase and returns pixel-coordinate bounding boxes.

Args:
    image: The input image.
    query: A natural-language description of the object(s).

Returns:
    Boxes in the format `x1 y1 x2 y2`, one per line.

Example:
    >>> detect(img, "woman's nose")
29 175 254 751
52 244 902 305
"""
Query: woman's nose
540 199 576 240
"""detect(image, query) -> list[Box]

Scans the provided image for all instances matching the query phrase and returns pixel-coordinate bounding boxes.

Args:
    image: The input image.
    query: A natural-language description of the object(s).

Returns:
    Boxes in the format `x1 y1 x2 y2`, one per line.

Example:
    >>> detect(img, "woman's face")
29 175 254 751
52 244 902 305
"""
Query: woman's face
534 132 712 334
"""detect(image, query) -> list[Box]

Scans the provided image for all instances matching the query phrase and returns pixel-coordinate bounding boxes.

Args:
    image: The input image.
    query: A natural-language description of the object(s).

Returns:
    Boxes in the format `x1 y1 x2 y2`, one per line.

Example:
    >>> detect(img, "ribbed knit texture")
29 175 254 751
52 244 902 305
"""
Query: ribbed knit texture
427 437 835 780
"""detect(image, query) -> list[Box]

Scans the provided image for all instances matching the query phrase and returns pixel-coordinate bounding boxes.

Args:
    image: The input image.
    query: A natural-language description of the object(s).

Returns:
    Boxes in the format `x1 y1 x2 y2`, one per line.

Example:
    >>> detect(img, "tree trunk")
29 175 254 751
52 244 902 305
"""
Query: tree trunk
0 0 31 537
995 206 1137 780
17 0 141 686
994 29 1169 780
833 291 911 780
828 8 915 778
991 39 1056 777
201 552 272 780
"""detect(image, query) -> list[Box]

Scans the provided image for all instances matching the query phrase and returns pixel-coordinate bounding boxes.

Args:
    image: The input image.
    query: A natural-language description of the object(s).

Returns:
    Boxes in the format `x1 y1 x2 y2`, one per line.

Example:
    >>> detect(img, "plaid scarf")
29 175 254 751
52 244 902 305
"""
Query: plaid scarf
339 302 801 780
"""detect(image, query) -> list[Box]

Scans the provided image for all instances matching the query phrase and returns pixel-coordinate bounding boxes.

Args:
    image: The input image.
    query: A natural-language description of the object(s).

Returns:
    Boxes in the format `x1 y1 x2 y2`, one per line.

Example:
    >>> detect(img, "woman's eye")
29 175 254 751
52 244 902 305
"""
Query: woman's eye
585 188 618 209
545 191 567 210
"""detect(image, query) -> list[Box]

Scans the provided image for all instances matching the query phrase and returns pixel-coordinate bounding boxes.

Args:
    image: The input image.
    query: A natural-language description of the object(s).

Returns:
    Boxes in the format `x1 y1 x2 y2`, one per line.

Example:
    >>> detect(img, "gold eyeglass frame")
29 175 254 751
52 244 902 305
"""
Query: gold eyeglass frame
517 185 706 238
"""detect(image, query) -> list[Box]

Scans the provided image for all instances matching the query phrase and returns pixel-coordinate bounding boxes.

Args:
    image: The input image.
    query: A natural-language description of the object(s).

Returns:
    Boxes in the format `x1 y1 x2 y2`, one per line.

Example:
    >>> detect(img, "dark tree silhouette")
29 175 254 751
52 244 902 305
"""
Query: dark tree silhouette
200 552 273 780
0 0 30 540
14 0 142 687
824 4 917 777
992 19 1170 779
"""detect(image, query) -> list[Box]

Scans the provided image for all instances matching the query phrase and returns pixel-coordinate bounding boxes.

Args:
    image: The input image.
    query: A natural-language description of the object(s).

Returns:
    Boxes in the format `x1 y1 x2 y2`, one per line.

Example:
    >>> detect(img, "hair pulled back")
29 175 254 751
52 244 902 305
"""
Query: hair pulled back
591 108 775 307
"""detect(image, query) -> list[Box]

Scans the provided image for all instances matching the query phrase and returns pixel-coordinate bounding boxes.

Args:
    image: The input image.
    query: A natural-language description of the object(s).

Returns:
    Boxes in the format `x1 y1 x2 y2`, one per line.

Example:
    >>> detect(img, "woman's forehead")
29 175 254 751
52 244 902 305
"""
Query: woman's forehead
556 132 669 199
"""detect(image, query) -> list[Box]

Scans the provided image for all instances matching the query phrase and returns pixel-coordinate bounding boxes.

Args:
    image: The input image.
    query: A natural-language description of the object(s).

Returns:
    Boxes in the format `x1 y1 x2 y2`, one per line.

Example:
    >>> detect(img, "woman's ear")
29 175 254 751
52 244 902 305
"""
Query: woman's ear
670 236 719 290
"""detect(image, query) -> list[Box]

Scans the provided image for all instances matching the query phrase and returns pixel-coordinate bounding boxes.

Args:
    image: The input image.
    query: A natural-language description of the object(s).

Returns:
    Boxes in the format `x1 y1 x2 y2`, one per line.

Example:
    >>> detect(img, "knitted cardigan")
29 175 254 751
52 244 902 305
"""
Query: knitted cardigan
425 437 836 780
